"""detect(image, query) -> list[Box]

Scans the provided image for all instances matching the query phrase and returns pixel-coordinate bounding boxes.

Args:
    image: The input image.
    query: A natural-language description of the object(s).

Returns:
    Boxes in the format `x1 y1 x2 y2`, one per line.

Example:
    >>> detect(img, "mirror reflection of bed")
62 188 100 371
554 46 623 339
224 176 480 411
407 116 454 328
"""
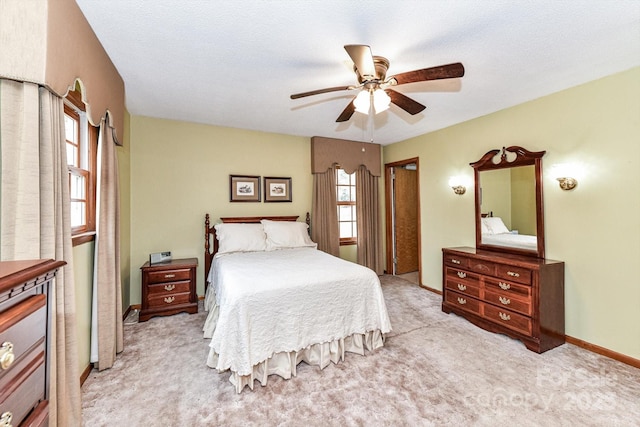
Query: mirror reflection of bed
480 213 537 251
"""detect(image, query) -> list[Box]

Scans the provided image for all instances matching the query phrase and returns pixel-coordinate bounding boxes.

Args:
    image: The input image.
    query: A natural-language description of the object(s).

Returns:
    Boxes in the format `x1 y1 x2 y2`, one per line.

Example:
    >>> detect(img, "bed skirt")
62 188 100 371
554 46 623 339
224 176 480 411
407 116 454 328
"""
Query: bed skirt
203 294 385 393
207 329 385 393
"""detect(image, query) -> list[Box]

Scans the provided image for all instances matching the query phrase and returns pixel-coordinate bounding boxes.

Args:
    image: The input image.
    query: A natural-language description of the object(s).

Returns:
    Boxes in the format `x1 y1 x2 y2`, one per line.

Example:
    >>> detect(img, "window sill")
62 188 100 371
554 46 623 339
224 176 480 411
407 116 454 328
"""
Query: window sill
339 240 357 246
72 231 96 247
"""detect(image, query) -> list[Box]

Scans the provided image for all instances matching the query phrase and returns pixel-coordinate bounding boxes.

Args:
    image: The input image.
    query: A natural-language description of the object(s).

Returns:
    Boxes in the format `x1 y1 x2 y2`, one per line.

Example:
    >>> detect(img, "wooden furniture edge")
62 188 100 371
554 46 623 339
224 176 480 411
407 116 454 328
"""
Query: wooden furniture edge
80 363 93 386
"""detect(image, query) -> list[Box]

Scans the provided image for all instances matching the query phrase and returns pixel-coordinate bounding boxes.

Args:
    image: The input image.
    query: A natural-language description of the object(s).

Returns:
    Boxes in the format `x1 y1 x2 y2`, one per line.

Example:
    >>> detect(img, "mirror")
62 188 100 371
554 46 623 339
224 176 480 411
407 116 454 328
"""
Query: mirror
471 146 546 258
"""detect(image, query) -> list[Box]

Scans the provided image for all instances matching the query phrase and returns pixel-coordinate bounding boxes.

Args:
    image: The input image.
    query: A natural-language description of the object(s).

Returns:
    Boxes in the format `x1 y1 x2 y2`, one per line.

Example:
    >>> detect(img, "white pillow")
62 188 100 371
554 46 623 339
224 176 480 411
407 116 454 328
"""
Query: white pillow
214 223 267 254
260 219 317 250
481 218 492 235
483 217 510 235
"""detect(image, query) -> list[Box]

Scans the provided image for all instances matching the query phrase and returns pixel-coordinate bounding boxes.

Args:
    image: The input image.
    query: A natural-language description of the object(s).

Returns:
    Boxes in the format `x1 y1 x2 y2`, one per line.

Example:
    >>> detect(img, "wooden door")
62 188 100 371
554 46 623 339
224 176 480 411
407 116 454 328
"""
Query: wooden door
394 167 419 274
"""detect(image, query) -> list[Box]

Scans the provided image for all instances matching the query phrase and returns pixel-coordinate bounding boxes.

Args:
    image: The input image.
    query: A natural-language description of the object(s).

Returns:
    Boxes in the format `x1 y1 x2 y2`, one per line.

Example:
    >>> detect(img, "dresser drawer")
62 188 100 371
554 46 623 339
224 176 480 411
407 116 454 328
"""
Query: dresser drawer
469 259 496 275
0 348 46 425
484 289 532 316
483 304 532 336
147 280 191 296
445 267 480 285
484 278 531 300
146 268 191 284
445 278 480 298
21 400 48 427
495 264 531 285
147 291 192 309
443 254 470 269
445 291 481 315
0 294 46 373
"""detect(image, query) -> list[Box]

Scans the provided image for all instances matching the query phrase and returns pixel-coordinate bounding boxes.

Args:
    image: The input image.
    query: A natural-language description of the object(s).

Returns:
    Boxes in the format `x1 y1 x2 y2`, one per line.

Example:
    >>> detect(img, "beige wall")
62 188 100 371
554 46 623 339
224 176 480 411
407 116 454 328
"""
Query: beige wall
128 117 312 301
383 67 640 360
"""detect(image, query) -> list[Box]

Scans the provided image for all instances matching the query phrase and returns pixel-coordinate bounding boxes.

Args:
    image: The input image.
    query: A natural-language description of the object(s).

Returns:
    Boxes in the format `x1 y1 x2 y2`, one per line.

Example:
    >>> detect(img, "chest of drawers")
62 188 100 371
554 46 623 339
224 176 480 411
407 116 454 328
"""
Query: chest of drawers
442 247 564 353
140 258 198 322
0 259 65 427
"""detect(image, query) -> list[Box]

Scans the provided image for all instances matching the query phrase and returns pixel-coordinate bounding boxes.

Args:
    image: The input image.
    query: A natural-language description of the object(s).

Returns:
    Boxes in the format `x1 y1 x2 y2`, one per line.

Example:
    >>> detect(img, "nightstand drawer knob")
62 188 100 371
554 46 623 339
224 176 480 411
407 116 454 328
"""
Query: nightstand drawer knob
0 342 15 370
457 297 467 305
0 411 12 427
499 312 511 321
164 274 176 279
164 296 175 304
498 282 511 290
164 284 175 291
457 283 466 291
457 271 466 279
499 296 511 305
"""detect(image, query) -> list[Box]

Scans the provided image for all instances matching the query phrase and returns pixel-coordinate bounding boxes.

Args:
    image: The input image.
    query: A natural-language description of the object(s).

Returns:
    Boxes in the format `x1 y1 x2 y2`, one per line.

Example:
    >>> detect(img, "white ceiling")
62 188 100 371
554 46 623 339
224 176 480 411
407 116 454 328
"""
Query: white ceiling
75 0 640 145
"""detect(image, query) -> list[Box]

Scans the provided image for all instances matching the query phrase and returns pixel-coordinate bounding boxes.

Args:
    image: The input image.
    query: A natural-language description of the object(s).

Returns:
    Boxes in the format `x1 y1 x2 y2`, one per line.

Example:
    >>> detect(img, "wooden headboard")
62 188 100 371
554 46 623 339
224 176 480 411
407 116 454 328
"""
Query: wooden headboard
204 213 310 289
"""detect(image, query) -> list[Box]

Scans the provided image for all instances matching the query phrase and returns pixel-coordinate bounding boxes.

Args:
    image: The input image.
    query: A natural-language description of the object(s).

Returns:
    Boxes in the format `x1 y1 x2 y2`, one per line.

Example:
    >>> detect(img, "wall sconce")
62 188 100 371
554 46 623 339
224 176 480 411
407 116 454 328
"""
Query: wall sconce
557 177 578 191
448 176 467 195
551 163 581 191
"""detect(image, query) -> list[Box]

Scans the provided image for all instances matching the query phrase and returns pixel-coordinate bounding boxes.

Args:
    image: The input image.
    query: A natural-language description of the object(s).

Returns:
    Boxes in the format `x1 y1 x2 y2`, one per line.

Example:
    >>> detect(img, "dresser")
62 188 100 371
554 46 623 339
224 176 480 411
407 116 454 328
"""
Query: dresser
442 247 564 353
139 258 198 322
0 259 65 427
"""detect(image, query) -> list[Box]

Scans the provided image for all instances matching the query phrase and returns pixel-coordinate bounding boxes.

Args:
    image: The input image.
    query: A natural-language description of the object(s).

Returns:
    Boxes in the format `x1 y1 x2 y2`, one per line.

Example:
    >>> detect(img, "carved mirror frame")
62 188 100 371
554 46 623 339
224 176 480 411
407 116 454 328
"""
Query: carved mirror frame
471 146 546 259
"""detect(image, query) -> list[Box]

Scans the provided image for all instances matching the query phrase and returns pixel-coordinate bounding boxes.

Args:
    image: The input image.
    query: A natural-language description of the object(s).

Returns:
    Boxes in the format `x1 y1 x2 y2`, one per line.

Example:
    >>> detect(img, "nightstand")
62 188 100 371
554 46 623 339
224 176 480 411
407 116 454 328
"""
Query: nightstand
139 258 198 322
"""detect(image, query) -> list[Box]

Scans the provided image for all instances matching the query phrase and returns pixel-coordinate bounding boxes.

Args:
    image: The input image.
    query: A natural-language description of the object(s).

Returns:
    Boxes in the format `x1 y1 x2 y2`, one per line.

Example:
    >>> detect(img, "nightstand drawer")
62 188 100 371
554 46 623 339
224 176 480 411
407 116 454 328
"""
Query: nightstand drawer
147 291 191 308
146 268 191 284
0 348 46 425
147 280 191 295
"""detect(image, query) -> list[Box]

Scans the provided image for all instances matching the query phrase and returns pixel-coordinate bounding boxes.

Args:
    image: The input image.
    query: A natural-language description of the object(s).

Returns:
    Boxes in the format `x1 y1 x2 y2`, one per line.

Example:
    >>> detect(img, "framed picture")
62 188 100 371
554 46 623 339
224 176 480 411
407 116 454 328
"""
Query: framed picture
264 176 292 202
229 175 261 202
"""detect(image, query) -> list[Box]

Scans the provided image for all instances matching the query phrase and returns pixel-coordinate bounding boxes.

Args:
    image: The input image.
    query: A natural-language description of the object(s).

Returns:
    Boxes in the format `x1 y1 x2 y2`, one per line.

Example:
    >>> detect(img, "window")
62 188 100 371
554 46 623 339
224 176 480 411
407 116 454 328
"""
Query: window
336 168 357 245
64 89 97 245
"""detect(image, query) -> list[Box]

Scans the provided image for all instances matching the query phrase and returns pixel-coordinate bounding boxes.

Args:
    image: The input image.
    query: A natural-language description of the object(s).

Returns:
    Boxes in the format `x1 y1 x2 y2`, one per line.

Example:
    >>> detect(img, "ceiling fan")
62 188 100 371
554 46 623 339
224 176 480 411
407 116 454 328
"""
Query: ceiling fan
290 44 465 122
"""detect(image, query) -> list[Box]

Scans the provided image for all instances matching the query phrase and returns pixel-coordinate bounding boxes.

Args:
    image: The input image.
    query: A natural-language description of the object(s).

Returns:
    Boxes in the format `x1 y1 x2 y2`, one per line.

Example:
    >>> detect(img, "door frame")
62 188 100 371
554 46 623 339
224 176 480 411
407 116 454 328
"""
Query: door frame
384 157 421 283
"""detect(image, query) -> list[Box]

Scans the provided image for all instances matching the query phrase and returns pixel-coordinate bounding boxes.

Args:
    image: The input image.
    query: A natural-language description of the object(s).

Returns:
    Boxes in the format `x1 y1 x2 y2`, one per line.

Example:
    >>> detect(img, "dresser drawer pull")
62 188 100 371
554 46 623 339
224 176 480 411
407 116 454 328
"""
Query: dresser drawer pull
499 296 511 305
457 272 467 279
506 271 520 278
164 284 176 291
450 258 461 265
163 296 175 304
457 297 467 305
0 411 12 427
457 283 467 291
499 312 511 321
498 282 511 290
164 274 176 279
0 342 15 370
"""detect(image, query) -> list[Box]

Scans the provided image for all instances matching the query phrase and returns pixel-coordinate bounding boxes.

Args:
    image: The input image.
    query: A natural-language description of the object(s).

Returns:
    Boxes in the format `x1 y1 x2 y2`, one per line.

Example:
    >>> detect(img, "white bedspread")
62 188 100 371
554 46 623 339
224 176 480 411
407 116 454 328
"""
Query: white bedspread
482 232 537 251
204 247 391 377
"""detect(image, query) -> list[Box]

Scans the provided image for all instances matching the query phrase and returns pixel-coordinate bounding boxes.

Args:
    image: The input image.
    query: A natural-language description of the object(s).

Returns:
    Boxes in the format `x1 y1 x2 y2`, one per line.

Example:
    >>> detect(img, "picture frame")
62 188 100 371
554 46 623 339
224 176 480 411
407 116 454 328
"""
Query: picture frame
229 175 261 202
263 176 292 202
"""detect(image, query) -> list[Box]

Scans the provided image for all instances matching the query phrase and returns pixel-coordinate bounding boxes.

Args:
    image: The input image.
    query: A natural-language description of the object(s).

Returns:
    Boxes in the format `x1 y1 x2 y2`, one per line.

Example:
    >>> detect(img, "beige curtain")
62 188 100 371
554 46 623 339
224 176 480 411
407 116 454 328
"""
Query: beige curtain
0 79 82 426
90 117 123 370
311 165 339 256
356 165 383 274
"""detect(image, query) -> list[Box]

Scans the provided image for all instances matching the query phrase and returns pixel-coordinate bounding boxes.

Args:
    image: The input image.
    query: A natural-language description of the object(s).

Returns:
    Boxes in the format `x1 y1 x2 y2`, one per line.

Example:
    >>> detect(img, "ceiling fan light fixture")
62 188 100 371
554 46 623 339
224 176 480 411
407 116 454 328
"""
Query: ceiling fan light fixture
373 88 390 113
353 90 371 114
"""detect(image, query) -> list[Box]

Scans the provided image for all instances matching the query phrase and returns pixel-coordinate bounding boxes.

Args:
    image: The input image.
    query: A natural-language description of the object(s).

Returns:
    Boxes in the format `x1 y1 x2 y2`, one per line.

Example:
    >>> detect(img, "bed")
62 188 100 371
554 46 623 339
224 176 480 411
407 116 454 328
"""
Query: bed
203 213 392 392
481 215 537 251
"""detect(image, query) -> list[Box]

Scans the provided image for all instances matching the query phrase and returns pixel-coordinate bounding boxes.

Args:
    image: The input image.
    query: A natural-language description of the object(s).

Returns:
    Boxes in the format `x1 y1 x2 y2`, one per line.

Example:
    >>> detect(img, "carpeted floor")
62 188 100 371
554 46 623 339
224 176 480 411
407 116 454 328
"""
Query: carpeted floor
82 275 640 426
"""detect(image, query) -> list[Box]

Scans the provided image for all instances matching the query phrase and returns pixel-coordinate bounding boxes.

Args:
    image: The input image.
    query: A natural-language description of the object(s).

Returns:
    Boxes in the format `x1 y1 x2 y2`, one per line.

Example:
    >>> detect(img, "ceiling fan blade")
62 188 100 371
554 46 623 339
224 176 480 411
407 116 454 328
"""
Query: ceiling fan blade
336 97 356 122
344 44 376 79
391 62 465 86
386 89 426 115
291 86 352 99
